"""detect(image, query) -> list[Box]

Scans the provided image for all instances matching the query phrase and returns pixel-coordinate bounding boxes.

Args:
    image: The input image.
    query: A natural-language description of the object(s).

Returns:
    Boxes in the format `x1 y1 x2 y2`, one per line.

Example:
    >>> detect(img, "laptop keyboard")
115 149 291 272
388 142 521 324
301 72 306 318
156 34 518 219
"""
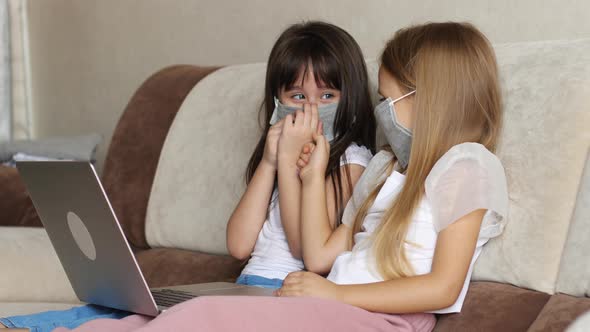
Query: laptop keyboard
151 289 197 308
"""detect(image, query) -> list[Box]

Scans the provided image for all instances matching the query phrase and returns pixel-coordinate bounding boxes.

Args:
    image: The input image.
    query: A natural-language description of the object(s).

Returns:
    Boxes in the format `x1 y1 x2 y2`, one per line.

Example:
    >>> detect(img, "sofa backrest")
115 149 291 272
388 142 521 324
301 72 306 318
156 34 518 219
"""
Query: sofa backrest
145 39 590 295
145 63 266 254
470 39 590 295
556 150 590 297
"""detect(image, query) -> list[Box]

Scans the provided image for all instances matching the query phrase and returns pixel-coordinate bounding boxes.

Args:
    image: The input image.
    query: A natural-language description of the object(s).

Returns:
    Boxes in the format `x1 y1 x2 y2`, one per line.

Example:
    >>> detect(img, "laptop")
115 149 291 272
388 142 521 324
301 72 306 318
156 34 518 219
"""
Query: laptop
16 161 273 317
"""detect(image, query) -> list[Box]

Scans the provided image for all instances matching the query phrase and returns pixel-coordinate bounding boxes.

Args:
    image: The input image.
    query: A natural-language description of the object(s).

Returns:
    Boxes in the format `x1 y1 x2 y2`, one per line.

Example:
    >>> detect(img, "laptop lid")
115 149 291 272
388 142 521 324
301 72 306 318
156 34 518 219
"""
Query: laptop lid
16 161 159 316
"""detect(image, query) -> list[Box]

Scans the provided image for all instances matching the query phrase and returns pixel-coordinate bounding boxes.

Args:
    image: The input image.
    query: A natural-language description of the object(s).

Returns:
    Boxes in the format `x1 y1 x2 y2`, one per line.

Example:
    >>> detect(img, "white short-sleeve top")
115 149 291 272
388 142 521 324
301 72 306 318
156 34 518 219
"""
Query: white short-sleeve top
241 143 373 280
326 142 509 314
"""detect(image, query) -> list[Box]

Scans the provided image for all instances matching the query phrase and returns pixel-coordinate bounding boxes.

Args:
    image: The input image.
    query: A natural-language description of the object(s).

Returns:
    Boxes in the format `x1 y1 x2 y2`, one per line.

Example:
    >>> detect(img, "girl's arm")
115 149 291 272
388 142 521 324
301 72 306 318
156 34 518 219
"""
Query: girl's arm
297 129 363 274
338 209 484 313
279 209 485 313
277 153 304 259
276 105 319 259
280 149 364 265
226 121 283 260
300 165 364 274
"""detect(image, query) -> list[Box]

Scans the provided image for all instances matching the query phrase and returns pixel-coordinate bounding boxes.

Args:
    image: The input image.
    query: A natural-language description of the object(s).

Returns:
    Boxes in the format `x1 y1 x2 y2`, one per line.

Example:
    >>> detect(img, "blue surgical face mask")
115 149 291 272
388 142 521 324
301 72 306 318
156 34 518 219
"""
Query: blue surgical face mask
374 90 416 169
269 97 339 142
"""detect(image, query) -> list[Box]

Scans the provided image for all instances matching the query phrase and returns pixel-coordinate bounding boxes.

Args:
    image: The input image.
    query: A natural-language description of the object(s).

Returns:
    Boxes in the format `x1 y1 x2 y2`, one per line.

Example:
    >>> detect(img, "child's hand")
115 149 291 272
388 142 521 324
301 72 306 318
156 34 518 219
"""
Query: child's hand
296 121 323 170
278 103 319 169
298 123 329 184
274 271 340 301
261 119 284 169
296 142 315 170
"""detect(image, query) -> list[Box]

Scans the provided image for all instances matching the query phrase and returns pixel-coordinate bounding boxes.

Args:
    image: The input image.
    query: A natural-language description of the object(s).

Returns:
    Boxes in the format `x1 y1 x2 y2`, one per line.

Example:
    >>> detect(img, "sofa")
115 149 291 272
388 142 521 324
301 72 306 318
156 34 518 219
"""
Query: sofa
0 38 589 331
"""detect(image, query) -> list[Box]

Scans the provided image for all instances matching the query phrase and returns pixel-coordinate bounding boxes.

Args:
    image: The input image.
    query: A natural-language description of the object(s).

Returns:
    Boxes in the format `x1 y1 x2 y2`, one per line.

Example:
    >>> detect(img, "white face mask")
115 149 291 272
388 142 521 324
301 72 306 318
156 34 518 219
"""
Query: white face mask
374 90 416 169
269 97 339 142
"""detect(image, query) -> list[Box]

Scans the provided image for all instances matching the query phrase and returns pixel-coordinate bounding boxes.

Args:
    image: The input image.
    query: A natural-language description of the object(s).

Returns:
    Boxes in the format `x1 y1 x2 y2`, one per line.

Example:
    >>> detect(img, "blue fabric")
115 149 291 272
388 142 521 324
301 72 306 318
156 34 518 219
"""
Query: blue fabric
0 304 131 332
235 274 284 289
0 277 282 331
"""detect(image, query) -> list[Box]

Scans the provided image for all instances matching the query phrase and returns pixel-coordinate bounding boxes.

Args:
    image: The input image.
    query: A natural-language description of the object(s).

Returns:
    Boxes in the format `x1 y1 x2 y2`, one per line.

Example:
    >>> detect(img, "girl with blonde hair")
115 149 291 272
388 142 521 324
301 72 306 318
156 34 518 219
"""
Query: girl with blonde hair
277 21 508 330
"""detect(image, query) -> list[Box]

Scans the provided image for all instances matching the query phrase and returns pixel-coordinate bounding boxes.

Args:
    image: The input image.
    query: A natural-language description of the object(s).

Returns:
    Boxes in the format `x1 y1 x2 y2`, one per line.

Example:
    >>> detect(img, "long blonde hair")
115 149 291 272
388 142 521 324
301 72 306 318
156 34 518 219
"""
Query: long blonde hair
350 22 503 279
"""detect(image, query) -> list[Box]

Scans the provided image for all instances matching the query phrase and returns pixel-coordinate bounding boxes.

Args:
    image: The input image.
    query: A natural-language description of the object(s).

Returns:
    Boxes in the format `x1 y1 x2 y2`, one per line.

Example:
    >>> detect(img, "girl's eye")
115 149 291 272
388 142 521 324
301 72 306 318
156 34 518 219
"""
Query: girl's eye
292 93 305 100
321 93 335 99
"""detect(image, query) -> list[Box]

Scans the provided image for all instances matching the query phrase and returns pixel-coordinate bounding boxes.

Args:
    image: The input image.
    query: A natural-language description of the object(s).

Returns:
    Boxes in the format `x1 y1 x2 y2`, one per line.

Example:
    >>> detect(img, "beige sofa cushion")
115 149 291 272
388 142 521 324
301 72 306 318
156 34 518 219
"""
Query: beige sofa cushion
0 227 78 303
556 149 590 297
146 64 265 255
567 310 590 332
471 39 590 294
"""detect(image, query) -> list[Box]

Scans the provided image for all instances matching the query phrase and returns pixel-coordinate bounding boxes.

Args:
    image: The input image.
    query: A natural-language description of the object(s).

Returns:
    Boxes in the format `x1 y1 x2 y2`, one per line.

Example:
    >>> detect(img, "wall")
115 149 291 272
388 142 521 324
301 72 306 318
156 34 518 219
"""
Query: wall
26 0 590 172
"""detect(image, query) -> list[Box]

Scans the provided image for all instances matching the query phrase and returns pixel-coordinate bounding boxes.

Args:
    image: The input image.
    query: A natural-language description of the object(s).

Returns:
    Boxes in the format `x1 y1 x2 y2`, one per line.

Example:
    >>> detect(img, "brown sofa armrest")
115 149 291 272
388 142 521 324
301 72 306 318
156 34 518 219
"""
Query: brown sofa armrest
0 166 42 227
136 248 244 288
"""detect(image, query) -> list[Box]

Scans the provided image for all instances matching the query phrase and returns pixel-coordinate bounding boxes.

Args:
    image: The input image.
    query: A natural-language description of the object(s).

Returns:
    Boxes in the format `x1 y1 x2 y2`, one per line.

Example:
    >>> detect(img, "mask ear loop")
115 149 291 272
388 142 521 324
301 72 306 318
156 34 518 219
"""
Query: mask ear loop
389 90 416 105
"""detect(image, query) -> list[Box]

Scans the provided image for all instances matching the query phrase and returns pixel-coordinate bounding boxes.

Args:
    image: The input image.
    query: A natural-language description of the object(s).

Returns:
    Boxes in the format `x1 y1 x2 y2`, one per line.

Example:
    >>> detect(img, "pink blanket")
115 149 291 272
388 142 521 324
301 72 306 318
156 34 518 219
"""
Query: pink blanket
54 296 436 332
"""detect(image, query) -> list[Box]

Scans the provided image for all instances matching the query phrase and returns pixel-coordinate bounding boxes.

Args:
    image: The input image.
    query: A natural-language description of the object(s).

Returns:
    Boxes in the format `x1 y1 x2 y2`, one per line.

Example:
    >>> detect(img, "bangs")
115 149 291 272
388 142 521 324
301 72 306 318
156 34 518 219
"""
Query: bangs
275 38 341 93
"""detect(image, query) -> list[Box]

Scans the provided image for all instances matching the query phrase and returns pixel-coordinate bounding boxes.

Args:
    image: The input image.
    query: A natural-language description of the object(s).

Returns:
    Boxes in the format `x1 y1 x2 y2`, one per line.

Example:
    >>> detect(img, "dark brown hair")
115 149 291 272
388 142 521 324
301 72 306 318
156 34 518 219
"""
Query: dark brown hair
246 21 376 224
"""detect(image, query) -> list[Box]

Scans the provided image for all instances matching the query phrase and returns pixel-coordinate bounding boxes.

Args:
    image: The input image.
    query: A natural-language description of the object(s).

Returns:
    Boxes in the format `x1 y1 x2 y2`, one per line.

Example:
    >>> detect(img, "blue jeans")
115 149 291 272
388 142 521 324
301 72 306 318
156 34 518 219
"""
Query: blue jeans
0 304 130 332
235 274 284 289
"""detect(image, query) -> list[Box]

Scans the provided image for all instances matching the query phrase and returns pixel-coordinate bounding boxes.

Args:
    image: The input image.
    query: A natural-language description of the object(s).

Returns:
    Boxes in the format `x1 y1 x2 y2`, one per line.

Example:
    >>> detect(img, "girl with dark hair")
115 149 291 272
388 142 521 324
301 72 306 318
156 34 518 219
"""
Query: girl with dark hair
226 21 376 288
0 20 376 332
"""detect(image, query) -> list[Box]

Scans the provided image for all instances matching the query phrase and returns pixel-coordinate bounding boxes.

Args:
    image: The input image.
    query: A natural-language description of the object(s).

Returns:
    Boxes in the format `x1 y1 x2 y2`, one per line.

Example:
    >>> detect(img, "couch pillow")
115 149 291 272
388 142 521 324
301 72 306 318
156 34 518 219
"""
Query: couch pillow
0 227 78 302
471 39 590 294
145 64 265 255
556 149 590 297
567 310 590 332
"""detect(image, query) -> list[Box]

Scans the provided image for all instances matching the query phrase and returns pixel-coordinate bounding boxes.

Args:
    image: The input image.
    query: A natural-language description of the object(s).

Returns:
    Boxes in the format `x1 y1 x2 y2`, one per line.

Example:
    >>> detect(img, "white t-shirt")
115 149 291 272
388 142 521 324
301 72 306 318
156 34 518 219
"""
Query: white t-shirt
241 143 374 280
326 142 509 314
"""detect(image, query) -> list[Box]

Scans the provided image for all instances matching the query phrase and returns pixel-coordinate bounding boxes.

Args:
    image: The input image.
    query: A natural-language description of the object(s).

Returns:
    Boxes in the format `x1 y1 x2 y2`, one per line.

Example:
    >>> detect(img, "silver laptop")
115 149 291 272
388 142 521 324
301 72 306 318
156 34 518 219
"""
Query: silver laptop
16 161 273 317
